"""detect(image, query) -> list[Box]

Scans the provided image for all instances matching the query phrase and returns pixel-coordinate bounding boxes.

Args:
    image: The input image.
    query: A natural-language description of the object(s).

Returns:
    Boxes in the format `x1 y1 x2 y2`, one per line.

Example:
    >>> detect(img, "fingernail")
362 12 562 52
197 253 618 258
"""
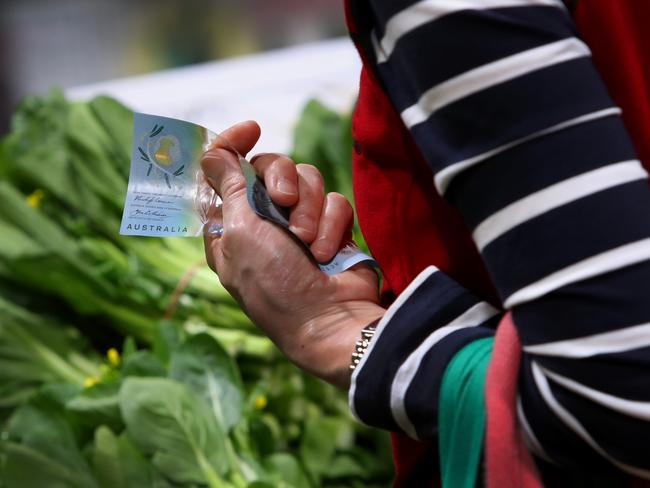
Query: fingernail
277 177 296 195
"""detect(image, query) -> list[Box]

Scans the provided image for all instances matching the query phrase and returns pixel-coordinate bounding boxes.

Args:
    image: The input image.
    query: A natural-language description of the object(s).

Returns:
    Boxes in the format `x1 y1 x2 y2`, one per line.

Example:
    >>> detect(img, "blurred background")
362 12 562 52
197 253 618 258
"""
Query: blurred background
0 0 352 135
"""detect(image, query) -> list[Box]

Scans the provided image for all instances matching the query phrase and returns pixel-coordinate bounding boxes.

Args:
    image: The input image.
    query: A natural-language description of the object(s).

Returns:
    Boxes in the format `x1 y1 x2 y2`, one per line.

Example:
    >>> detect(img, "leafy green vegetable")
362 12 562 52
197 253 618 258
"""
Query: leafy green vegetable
0 90 252 343
119 377 230 487
92 426 173 488
66 381 122 431
121 351 167 378
0 93 394 487
170 333 244 432
3 385 97 488
299 404 354 484
263 453 312 488
0 297 98 415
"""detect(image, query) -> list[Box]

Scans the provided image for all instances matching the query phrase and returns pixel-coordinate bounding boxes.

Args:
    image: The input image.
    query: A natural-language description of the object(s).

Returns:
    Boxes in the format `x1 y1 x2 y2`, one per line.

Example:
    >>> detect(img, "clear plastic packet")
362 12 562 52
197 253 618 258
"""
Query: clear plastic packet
120 112 220 237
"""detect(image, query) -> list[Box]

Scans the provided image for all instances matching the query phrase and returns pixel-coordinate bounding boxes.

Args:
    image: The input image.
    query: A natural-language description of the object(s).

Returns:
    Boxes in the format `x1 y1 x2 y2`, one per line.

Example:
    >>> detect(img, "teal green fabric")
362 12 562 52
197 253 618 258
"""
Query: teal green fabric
439 337 494 488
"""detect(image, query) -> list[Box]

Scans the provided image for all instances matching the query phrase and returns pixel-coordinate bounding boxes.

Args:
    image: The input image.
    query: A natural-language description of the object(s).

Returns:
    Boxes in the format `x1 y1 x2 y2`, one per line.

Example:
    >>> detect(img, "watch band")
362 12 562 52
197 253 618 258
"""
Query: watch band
350 319 381 371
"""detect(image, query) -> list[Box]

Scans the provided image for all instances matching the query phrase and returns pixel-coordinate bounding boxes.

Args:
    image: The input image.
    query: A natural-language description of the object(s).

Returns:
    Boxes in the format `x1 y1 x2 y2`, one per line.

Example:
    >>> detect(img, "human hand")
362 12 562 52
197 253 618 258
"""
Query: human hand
247 150 354 263
201 121 384 388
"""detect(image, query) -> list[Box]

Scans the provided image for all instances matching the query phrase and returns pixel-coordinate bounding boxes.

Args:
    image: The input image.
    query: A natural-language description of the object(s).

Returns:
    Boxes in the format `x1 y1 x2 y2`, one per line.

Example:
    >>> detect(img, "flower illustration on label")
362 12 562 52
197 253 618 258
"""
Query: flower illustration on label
138 124 186 189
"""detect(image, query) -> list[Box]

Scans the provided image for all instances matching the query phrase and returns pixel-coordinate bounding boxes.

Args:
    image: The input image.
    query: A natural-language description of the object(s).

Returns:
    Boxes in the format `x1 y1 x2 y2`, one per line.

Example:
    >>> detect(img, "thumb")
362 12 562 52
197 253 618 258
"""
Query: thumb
201 120 261 199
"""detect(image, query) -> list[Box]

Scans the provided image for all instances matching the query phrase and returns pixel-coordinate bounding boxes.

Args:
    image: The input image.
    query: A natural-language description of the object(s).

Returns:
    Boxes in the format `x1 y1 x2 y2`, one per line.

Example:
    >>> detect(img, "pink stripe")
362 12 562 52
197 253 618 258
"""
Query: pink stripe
485 313 542 488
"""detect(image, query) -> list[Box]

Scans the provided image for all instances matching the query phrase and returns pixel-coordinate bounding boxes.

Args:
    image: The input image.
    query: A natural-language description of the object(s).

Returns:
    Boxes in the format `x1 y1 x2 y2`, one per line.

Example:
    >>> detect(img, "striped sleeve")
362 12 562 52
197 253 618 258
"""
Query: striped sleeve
348 0 650 478
350 266 500 439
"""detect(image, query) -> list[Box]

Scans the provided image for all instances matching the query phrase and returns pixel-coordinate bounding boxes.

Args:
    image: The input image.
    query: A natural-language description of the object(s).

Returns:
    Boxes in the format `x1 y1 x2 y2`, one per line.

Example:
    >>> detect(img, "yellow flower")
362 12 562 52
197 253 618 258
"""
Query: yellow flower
26 189 45 208
254 395 268 410
107 348 121 367
84 376 99 388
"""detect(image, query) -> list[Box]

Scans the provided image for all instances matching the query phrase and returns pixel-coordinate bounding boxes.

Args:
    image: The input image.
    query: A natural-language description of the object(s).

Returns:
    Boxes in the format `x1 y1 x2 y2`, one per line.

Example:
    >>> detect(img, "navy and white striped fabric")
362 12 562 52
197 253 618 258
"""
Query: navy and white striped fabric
348 0 650 477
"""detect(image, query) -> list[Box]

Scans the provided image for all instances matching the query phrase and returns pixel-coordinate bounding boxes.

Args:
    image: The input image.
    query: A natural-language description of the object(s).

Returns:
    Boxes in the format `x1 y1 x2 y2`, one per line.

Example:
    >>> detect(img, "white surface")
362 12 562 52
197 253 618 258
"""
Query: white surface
66 37 361 155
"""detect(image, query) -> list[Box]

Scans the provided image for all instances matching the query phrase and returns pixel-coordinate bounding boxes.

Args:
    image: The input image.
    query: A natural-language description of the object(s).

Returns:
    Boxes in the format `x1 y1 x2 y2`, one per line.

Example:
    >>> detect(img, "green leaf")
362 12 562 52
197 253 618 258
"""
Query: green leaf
248 417 278 459
122 336 138 360
0 218 44 260
4 385 97 488
2 255 111 317
66 101 127 201
3 91 117 228
0 182 113 297
263 453 312 488
88 96 133 178
121 351 167 378
92 427 172 488
119 377 230 487
0 297 97 412
170 333 244 431
92 426 125 488
66 381 122 431
298 405 353 480
3 442 96 488
152 320 183 366
323 454 366 479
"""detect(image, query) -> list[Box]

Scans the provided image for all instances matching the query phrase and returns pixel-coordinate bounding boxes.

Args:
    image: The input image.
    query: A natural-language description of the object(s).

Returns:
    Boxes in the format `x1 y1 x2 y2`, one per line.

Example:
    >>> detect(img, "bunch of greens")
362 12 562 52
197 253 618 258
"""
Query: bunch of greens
0 295 99 418
0 309 392 488
0 92 393 486
0 91 251 343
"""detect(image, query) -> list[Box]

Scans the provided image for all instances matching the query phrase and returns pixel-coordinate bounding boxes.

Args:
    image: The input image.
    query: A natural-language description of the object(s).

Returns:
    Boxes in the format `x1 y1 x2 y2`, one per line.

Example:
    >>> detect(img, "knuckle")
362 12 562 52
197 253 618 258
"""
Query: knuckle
220 174 246 199
201 147 229 165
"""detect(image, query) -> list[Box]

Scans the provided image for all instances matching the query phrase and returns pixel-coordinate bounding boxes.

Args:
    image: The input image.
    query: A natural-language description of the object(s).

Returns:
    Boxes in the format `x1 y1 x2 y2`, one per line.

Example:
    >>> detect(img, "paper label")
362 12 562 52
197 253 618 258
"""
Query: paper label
120 113 214 237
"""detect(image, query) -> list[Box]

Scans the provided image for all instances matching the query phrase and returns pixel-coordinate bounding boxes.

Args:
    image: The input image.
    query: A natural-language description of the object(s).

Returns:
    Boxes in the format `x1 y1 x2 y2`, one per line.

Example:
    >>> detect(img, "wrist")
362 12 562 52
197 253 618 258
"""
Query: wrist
290 302 384 389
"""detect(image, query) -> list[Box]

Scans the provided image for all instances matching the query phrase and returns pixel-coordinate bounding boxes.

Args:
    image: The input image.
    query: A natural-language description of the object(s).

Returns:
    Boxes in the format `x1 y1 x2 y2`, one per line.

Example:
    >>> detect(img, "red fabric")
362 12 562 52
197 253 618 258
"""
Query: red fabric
485 314 542 488
574 0 650 174
345 0 650 486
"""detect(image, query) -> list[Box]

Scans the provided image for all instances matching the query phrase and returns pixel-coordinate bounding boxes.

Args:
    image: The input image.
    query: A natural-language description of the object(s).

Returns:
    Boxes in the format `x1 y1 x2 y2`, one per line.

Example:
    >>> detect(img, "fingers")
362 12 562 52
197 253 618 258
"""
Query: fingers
203 124 355 268
250 155 355 261
289 164 325 243
213 120 260 157
202 121 261 200
251 153 299 207
311 192 354 263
